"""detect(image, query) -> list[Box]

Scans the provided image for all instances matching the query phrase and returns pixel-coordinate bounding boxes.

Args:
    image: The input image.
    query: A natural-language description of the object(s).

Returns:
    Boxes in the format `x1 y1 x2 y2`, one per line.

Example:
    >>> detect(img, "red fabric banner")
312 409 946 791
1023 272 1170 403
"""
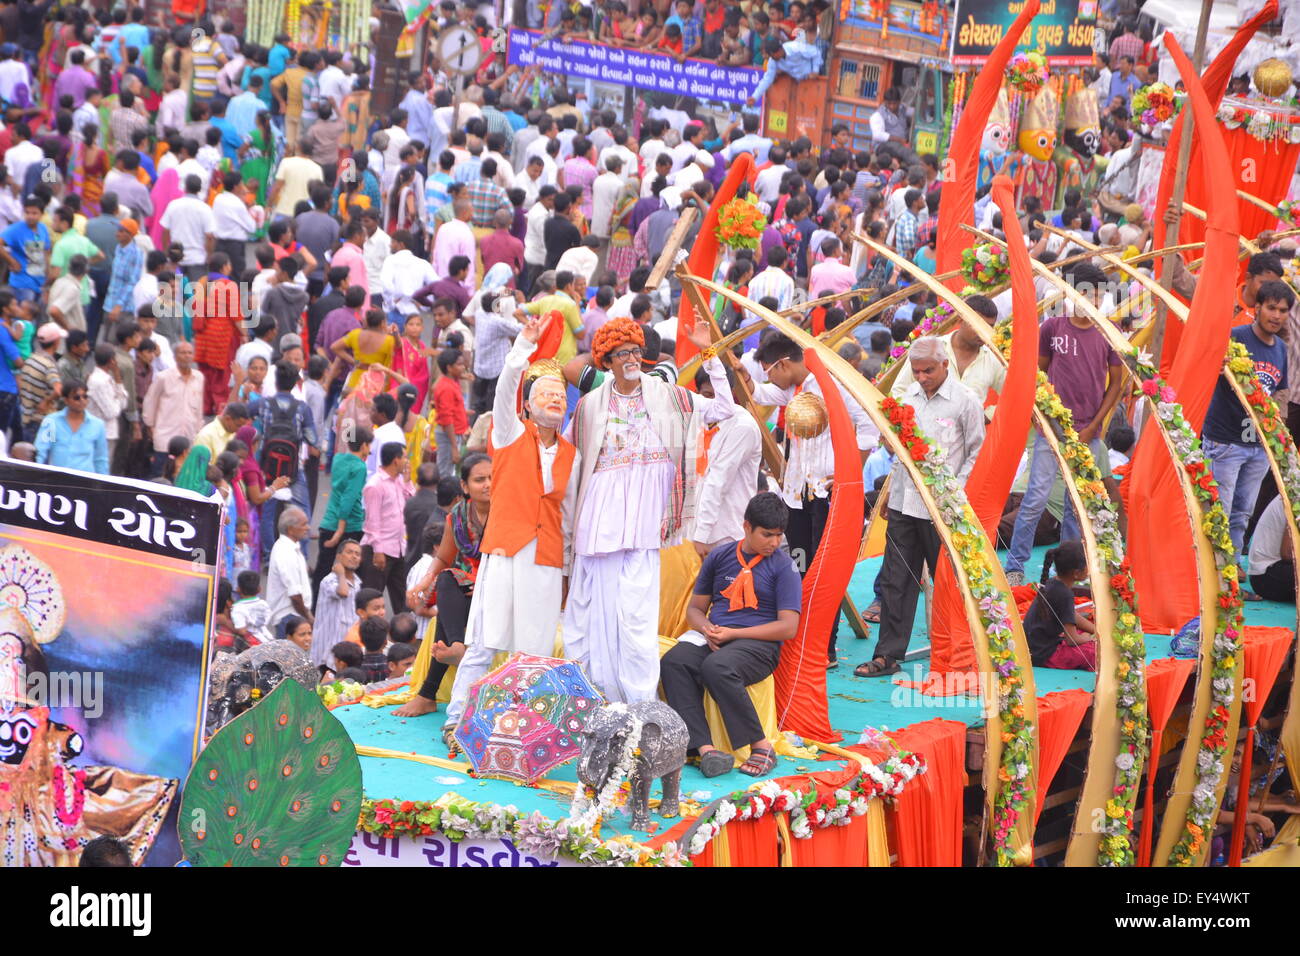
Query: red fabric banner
887 718 967 866
1229 626 1294 865
1033 689 1092 825
1137 656 1196 866
675 153 756 367
773 349 864 741
1127 34 1242 633
935 0 1041 290
926 175 1041 686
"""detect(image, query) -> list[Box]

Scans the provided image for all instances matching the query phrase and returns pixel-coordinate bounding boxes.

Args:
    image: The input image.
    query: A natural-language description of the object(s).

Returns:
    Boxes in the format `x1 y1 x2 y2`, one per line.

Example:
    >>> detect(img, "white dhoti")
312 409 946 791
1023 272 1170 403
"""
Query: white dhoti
445 538 563 726
563 548 661 704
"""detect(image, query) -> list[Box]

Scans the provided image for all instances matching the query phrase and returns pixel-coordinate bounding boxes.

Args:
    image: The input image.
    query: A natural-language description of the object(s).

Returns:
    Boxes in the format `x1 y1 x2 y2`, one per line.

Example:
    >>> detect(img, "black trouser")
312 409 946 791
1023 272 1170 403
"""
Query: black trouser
1251 561 1295 603
361 544 407 614
785 494 841 660
110 415 134 475
660 637 780 752
215 238 246 279
871 508 940 665
416 571 472 700
470 375 496 415
311 527 362 601
520 262 544 298
86 269 109 345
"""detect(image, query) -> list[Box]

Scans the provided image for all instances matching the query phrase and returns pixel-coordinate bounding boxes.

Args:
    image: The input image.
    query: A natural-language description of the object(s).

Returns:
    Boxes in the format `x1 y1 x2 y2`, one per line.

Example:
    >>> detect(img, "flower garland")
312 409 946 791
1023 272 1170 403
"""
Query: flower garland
1124 356 1243 867
1131 83 1178 127
566 704 643 832
1007 52 1048 96
879 395 1032 864
872 301 959 383
1277 200 1300 230
1217 101 1300 144
358 796 689 867
52 764 87 830
714 197 767 251
961 243 1010 293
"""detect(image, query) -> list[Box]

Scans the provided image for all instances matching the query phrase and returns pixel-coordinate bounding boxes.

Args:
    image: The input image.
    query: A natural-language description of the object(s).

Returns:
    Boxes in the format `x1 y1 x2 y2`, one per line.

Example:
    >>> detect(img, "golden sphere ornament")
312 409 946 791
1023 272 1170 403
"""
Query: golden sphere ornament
786 391 829 439
1254 58 1293 98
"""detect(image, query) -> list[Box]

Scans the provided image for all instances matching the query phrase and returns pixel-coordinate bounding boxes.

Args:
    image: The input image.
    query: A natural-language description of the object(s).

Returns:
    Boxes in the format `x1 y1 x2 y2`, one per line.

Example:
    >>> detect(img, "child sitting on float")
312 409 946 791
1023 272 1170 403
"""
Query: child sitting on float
1023 540 1096 670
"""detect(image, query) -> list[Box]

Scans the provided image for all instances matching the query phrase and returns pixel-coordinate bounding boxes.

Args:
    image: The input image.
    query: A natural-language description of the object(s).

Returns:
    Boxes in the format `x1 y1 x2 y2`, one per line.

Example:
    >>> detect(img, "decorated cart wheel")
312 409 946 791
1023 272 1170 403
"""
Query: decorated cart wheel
0 545 65 644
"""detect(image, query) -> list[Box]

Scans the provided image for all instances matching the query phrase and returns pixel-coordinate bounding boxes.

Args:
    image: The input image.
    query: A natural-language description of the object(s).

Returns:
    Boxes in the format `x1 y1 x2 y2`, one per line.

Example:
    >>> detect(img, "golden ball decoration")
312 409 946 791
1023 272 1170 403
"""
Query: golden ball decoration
1254 58 1293 98
786 391 829 439
525 358 565 383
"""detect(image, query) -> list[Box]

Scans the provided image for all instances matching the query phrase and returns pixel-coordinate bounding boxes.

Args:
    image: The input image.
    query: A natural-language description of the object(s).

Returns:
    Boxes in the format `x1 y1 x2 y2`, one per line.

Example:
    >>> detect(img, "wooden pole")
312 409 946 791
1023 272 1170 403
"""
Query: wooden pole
1151 0 1213 368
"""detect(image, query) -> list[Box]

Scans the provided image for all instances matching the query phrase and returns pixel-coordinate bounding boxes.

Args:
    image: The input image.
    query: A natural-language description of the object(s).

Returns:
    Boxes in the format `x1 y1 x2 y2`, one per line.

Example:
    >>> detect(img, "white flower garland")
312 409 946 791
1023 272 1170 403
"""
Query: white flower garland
566 704 644 832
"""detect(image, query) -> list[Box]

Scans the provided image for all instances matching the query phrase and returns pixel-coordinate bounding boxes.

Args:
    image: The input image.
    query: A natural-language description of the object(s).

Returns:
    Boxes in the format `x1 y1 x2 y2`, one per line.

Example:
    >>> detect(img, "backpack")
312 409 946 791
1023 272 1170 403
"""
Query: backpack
259 395 303 482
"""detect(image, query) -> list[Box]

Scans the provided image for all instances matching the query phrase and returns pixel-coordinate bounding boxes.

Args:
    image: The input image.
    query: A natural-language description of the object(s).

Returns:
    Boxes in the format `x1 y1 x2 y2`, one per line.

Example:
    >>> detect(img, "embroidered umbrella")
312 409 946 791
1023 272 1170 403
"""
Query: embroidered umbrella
455 653 605 784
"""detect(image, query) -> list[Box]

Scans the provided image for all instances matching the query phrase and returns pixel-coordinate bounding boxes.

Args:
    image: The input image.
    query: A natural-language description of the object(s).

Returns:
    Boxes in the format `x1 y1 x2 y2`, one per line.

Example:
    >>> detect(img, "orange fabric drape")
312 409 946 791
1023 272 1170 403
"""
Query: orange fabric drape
789 809 873 866
684 813 780 867
1127 35 1242 633
1152 0 1277 371
1229 625 1294 866
887 718 967 866
1033 689 1092 826
773 350 864 742
935 0 1041 291
1137 656 1197 866
925 175 1041 687
675 153 756 367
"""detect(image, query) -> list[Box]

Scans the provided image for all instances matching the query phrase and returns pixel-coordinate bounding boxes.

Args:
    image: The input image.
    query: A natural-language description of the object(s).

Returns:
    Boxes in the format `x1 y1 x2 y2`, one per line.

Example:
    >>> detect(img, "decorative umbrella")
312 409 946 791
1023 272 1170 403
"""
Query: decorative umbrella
455 653 604 784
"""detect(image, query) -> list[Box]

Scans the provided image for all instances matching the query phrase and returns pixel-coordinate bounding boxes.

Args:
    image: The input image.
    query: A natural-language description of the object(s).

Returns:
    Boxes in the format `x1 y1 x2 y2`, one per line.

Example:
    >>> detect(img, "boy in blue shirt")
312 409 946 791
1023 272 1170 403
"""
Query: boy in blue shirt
0 198 51 303
1201 278 1294 596
661 492 802 779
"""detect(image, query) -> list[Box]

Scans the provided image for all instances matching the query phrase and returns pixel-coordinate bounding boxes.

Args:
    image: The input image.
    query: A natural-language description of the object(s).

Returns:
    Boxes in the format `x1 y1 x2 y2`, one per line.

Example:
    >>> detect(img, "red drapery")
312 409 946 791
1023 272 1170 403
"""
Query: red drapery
1151 0 1276 378
1229 625 1294 865
773 350 864 742
935 0 1041 291
1137 656 1197 866
925 175 1041 687
1033 689 1092 826
887 718 968 866
675 153 756 367
1127 34 1242 633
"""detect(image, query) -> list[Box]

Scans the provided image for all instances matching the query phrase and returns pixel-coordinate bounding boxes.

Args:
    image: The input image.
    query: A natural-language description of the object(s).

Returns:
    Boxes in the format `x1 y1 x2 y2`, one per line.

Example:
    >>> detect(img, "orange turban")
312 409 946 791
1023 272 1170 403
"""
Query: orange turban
591 317 646 369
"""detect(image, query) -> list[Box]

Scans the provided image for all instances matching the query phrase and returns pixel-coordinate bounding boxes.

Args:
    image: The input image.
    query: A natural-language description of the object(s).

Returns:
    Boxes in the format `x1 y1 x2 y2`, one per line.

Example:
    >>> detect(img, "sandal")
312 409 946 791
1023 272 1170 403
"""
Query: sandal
1241 590 1265 602
738 746 778 777
699 749 734 778
863 600 881 623
442 725 460 755
853 657 899 678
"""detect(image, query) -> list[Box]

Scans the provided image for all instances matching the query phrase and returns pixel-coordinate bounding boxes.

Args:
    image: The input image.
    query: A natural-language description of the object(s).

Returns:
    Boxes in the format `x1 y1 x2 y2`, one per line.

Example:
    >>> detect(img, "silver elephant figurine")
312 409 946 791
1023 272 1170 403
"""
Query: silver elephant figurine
576 700 688 832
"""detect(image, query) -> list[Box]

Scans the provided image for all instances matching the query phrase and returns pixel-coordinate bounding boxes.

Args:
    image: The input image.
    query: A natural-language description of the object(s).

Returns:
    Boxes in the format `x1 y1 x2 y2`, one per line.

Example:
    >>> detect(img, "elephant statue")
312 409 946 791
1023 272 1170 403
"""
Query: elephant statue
205 641 319 734
576 700 689 832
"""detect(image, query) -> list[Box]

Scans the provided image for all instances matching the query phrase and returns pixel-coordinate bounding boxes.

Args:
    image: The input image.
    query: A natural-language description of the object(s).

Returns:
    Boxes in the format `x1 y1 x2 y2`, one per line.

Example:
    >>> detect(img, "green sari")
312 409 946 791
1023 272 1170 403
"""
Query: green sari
240 127 276 207
175 446 214 496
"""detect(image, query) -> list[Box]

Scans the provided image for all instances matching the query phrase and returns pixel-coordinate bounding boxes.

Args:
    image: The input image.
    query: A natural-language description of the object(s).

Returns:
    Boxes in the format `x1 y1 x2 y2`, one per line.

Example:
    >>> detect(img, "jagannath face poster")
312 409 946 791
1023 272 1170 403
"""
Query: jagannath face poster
0 461 221 867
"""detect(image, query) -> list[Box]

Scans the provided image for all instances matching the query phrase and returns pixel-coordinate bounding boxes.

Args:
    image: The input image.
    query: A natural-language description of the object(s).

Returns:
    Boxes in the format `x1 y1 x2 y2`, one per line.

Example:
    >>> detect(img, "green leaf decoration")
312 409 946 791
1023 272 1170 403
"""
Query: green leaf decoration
178 678 362 866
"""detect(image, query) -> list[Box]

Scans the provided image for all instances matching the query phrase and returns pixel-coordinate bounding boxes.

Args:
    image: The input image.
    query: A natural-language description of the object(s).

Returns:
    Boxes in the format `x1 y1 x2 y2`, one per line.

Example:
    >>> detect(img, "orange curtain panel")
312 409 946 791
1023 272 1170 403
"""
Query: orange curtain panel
887 718 967 866
1137 656 1197 866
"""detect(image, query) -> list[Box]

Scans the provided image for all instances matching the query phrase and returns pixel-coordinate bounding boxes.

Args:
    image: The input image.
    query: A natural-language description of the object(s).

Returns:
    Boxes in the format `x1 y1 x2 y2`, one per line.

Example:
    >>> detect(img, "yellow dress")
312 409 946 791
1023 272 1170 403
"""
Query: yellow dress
342 329 396 391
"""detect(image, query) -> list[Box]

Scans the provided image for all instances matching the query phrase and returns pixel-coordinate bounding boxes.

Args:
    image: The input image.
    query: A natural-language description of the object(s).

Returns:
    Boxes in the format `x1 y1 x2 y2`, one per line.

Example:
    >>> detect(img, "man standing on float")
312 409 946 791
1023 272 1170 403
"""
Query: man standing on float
564 317 733 703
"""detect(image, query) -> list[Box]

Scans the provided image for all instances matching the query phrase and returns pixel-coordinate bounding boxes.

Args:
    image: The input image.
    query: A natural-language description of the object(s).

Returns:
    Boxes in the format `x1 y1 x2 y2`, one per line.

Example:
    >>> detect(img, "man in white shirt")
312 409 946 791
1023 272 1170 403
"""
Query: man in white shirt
745 247 795 326
172 138 211 197
637 118 669 179
590 155 624 241
663 150 713 208
690 366 764 553
522 186 555 295
86 342 129 461
159 174 216 278
723 114 773 165
3 123 41 187
864 336 984 676
365 393 407 477
517 155 549 207
360 208 391 300
380 229 438 321
383 113 412 170
597 130 639 187
555 235 600 284
156 74 188 135
754 145 788 204
212 171 258 276
267 506 314 629
318 51 351 114
670 123 707 173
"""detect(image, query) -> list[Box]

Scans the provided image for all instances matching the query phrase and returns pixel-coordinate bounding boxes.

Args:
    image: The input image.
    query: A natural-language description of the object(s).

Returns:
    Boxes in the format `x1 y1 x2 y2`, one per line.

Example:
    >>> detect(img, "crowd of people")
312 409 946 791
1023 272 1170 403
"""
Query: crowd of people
1 2 1298 818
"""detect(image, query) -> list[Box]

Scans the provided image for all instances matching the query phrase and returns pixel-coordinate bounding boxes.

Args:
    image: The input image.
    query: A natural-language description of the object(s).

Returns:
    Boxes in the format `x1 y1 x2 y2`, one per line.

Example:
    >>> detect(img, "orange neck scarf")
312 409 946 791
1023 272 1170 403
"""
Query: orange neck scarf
696 423 719 476
719 544 764 611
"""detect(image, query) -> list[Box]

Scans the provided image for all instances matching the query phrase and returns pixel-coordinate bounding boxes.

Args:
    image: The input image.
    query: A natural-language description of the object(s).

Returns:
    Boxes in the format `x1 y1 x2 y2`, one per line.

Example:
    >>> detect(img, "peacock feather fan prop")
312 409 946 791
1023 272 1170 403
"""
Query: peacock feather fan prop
178 679 362 866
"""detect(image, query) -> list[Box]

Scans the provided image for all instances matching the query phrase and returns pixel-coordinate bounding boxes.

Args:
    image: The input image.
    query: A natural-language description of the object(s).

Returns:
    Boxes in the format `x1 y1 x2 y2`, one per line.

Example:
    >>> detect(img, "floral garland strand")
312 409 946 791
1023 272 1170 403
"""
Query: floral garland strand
358 796 690 867
878 396 1033 864
961 243 1010 293
1224 341 1300 518
566 705 643 832
873 301 961 382
1127 356 1243 866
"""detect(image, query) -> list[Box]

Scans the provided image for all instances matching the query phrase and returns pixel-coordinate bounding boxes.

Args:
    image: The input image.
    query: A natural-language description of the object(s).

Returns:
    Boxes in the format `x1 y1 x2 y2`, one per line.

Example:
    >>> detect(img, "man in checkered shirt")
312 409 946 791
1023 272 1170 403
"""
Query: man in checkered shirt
464 162 512 228
1107 21 1145 67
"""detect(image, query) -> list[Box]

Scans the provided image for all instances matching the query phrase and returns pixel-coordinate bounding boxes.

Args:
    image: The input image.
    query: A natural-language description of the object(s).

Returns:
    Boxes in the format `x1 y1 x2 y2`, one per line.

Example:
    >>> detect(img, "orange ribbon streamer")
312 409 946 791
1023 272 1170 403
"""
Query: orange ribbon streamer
719 544 763 611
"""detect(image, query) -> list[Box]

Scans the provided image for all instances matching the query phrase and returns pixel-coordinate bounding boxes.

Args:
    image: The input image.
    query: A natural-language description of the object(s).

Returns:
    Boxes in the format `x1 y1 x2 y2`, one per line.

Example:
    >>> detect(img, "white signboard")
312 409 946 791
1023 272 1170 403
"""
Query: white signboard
343 830 582 867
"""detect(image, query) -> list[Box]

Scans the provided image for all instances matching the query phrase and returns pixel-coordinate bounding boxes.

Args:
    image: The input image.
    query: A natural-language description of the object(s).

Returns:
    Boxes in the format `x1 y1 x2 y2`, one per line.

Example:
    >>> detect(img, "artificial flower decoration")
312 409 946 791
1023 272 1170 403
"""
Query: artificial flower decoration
714 197 768 251
1006 52 1048 96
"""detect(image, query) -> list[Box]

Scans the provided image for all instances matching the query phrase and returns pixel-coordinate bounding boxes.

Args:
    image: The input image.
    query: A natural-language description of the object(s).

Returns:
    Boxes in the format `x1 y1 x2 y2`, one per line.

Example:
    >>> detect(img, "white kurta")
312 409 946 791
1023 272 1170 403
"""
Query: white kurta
446 337 578 723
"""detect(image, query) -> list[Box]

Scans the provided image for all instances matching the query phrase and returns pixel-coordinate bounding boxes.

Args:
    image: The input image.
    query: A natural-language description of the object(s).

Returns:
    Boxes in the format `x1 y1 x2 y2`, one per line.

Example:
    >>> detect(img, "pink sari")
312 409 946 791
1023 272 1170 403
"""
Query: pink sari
149 168 183 248
394 337 430 413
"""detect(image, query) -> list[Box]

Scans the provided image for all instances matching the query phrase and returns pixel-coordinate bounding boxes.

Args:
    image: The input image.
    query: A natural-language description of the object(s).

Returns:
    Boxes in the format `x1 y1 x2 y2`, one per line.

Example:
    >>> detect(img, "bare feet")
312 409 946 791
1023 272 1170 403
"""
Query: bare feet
393 695 438 717
433 641 466 665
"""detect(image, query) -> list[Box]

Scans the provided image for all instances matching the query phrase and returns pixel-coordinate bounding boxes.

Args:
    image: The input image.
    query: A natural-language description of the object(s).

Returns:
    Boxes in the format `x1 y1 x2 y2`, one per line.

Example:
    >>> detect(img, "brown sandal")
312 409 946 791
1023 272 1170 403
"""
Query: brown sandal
738 746 777 777
853 657 899 678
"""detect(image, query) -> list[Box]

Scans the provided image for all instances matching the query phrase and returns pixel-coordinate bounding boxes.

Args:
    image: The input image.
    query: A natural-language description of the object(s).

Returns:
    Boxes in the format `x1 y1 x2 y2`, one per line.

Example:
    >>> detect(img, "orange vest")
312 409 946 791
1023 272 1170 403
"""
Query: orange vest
479 420 576 568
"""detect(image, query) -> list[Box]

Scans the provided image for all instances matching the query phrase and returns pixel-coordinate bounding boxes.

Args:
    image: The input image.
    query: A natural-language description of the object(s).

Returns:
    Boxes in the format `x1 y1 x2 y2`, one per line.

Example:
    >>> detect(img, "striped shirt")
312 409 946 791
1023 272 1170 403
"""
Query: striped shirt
190 37 223 100
311 571 359 666
480 106 515 154
18 350 60 426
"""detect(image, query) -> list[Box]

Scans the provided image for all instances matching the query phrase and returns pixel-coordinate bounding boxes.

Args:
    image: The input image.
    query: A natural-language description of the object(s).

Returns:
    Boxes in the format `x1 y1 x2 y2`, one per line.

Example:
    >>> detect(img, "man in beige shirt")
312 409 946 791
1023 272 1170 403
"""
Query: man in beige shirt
891 294 1005 419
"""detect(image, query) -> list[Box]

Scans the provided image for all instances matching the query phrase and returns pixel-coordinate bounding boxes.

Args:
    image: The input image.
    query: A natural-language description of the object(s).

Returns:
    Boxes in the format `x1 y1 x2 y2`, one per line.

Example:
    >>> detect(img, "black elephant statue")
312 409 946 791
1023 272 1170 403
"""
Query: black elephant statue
576 700 688 832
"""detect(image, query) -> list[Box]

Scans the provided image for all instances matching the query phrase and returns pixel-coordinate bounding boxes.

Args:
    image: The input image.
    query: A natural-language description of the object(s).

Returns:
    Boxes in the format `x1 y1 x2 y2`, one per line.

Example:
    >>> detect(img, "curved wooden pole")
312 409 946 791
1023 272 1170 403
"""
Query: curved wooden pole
967 228 1243 867
680 273 1041 865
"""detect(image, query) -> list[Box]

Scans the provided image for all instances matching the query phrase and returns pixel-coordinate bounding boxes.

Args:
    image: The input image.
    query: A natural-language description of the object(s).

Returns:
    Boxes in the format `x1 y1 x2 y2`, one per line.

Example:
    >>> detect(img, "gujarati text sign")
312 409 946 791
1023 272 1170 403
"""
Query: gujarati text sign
950 0 1097 67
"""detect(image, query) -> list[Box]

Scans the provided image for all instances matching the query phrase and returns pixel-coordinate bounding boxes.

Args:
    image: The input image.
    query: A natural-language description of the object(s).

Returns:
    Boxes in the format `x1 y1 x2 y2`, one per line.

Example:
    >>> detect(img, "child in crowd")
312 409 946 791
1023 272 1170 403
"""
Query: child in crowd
1107 423 1135 474
232 517 254 576
213 579 239 653
344 586 387 645
1024 541 1096 670
359 616 391 682
433 348 470 479
230 569 272 646
322 640 364 682
387 642 416 679
390 612 419 646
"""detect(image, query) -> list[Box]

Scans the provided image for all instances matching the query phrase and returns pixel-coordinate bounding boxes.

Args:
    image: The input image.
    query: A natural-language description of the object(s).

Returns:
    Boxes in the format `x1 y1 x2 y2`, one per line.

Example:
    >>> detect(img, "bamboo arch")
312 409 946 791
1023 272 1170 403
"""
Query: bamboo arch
679 273 1042 865
968 228 1245 866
